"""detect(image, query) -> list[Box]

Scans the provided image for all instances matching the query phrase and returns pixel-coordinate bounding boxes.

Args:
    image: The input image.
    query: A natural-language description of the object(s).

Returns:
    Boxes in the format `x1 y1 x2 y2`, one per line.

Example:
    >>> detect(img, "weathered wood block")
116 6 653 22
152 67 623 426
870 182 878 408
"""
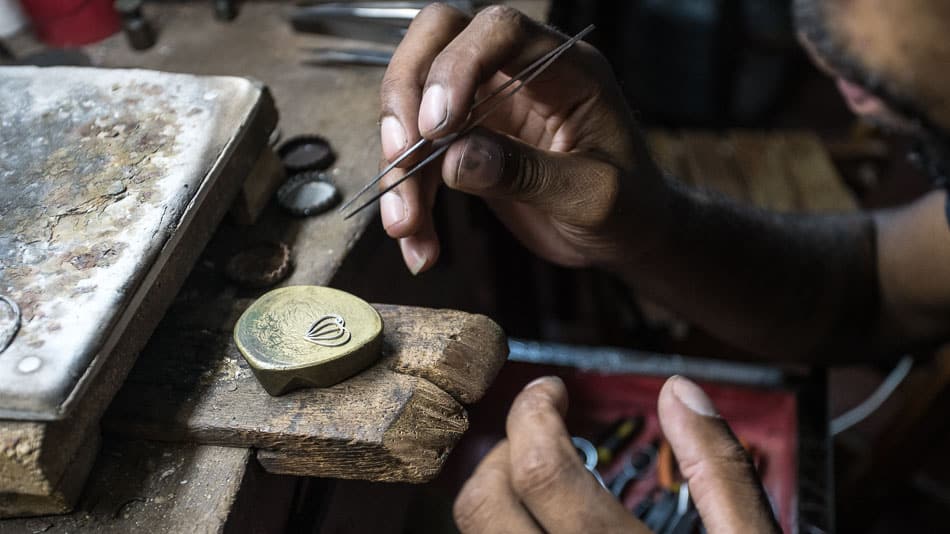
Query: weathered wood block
230 145 286 226
103 302 508 483
0 440 271 534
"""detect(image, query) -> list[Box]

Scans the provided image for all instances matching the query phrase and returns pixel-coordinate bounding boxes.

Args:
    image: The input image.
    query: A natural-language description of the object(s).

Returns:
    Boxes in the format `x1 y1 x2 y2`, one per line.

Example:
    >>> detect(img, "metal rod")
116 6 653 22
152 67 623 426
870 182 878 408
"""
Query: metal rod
340 24 595 218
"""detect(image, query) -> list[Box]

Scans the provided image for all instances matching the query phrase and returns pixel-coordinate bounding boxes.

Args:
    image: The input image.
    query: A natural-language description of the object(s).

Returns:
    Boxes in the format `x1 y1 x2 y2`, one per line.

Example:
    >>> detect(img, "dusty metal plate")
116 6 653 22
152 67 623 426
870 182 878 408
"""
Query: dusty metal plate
0 66 263 420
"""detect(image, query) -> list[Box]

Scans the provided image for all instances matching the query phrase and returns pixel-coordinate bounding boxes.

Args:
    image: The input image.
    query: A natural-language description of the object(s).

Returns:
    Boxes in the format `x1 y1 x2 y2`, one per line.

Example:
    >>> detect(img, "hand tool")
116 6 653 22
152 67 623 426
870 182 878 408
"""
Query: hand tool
596 415 644 465
654 440 702 534
642 490 679 532
290 2 476 44
302 48 393 67
0 295 20 354
662 484 700 534
339 24 596 219
608 440 658 498
572 436 607 488
114 0 156 50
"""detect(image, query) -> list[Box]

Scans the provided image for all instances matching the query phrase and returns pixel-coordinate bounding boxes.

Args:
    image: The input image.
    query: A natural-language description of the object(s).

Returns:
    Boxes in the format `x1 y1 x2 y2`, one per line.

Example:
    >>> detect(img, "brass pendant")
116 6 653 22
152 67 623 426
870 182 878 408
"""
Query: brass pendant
234 286 383 395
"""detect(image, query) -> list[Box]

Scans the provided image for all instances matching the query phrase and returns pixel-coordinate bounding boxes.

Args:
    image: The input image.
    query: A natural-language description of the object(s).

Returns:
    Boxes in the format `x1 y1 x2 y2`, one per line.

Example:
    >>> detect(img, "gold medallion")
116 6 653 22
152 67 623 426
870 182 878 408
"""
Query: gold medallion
234 286 383 395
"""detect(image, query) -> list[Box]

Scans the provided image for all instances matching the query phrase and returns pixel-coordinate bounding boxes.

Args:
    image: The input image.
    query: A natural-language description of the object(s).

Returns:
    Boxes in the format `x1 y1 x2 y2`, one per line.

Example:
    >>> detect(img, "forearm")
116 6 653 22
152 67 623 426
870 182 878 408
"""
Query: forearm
612 176 882 363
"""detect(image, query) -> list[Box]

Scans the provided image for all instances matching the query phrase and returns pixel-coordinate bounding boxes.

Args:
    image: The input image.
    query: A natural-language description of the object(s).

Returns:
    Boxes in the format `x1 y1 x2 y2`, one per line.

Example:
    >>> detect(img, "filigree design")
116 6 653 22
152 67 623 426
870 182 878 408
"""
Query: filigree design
303 314 351 347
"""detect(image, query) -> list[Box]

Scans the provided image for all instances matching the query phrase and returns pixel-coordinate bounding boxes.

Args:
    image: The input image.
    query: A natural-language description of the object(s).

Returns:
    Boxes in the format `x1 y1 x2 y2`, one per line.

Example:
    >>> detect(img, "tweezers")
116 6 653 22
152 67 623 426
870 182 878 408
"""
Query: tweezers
340 24 596 220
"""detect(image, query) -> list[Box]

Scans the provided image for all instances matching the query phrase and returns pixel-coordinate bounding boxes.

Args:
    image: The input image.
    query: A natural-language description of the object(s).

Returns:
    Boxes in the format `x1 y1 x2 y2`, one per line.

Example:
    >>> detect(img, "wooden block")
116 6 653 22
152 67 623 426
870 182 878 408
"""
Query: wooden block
230 145 286 226
0 432 98 518
729 131 800 212
102 303 507 482
253 369 467 481
375 304 508 405
0 439 291 534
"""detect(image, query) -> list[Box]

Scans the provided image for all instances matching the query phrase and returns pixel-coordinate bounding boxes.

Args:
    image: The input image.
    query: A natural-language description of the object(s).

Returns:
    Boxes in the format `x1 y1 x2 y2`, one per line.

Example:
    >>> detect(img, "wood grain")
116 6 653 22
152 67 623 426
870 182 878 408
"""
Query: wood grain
0 440 294 534
102 303 506 482
376 304 508 405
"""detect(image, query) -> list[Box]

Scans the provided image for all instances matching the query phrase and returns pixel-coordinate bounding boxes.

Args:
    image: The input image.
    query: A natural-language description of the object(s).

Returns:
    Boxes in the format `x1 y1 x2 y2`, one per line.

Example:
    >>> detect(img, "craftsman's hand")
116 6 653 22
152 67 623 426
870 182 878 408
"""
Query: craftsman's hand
378 4 665 273
453 376 781 534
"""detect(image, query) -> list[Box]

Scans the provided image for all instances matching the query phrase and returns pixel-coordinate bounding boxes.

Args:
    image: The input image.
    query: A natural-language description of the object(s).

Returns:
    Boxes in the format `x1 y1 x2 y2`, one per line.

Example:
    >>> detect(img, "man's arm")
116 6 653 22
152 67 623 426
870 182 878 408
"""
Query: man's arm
377 3 950 364
875 190 950 347
615 181 950 363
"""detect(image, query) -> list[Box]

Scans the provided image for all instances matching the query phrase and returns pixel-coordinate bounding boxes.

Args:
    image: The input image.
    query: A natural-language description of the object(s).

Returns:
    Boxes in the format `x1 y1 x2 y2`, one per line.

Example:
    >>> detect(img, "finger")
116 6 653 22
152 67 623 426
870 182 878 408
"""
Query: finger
657 376 781 534
419 6 601 137
380 3 470 163
378 157 441 274
454 441 543 534
441 128 620 228
398 162 442 274
398 214 440 275
379 160 425 237
506 377 649 534
378 146 445 233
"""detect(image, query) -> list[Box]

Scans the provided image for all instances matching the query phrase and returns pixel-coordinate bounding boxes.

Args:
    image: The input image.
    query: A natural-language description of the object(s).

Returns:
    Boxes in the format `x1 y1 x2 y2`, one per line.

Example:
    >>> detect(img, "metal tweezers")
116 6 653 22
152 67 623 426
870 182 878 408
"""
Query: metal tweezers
340 24 595 219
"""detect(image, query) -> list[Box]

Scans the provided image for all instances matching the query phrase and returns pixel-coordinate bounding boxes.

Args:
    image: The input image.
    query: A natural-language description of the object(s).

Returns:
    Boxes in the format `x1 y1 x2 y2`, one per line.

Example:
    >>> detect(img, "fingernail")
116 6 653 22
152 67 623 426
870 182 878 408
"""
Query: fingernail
456 134 503 190
419 84 448 134
407 246 428 276
380 191 407 228
525 376 563 390
380 116 407 160
671 375 718 417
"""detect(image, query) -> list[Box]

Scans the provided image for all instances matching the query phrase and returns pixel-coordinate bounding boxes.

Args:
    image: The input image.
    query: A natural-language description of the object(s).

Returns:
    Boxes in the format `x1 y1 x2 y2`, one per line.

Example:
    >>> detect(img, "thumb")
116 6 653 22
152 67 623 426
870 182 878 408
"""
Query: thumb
657 376 780 534
440 128 620 227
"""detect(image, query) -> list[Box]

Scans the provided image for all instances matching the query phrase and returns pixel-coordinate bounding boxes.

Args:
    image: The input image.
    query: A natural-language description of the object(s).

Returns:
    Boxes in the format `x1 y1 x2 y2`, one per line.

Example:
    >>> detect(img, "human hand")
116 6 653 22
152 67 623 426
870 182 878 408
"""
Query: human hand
452 375 780 533
378 4 666 274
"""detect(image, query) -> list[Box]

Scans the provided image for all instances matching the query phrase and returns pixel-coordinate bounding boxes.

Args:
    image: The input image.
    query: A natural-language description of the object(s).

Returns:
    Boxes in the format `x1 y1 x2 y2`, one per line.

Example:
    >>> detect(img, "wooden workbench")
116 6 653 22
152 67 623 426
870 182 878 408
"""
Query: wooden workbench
0 1 544 530
0 0 849 530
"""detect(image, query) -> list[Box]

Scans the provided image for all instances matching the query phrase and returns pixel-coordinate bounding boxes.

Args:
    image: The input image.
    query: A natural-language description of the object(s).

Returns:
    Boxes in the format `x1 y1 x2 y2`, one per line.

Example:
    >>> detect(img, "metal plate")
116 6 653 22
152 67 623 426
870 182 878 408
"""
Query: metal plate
0 66 263 420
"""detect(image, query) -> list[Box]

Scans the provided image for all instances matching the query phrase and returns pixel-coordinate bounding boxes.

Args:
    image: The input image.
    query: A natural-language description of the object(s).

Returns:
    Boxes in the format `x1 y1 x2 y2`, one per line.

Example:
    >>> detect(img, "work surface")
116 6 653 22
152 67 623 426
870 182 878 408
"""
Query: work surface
0 0 846 530
2 1 540 528
82 3 385 285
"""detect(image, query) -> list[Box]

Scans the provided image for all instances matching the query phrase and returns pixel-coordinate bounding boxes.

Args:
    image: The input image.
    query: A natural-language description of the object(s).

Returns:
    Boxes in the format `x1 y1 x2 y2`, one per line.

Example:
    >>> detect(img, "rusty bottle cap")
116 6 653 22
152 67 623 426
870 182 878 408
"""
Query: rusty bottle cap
224 241 292 289
234 286 383 395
